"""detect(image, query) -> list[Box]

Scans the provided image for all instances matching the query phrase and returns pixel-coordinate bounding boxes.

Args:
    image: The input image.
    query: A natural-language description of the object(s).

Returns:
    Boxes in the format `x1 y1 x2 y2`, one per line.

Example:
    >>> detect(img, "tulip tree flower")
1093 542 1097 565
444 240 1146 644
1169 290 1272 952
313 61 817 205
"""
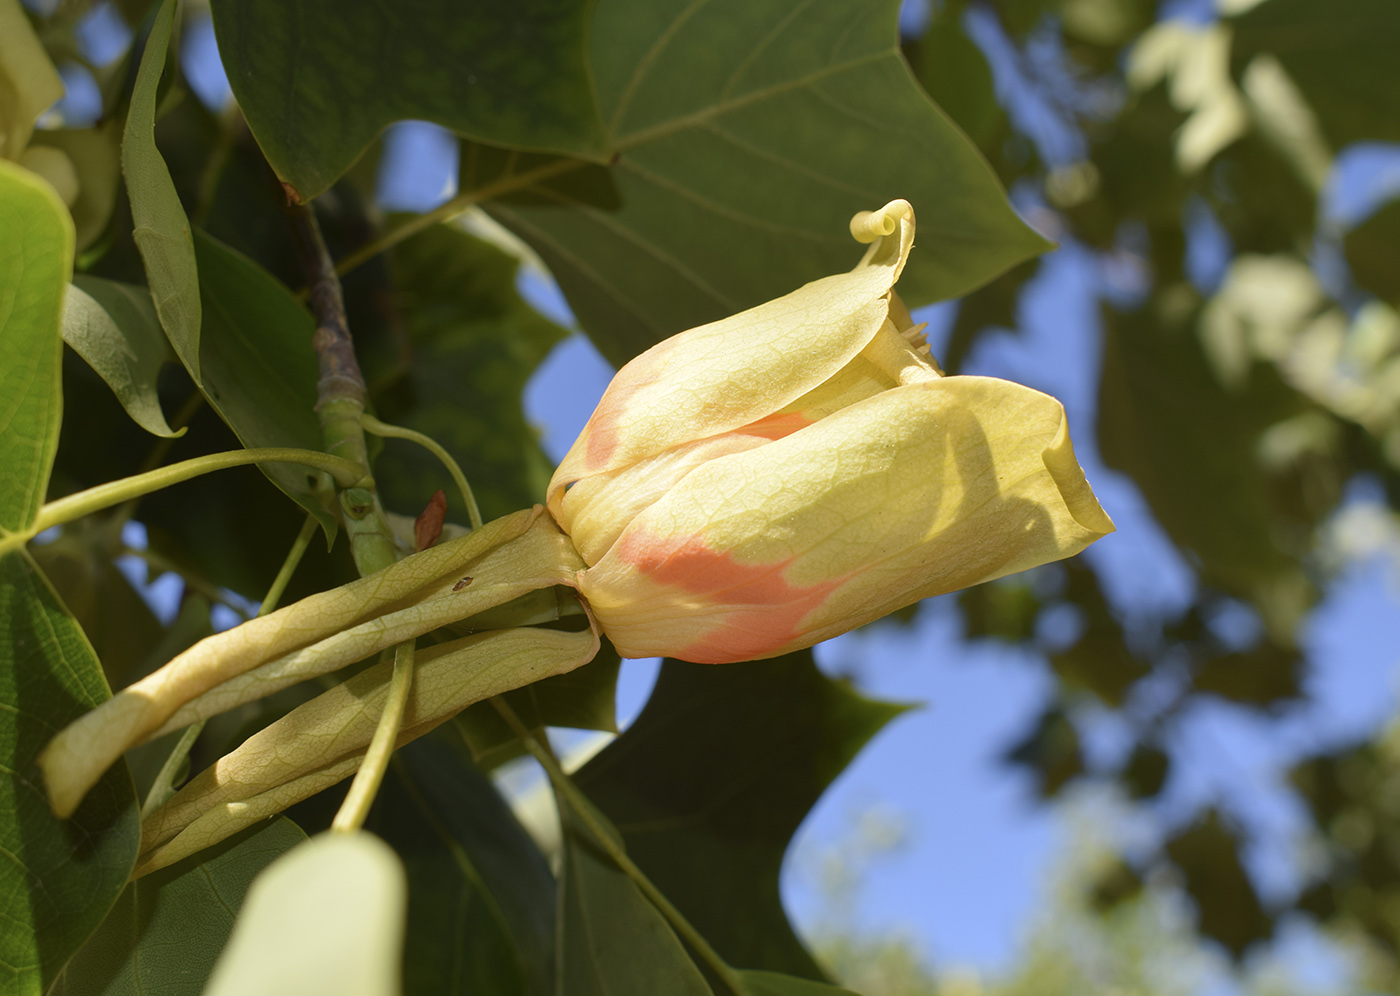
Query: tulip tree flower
548 199 1114 664
40 198 1111 872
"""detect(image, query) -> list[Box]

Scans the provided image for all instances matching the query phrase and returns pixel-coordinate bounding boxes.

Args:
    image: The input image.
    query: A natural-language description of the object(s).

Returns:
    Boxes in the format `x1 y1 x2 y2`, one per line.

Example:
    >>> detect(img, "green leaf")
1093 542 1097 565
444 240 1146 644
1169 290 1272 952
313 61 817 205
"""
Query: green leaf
208 0 607 201
0 158 72 533
62 277 182 438
1344 199 1400 305
193 229 337 539
1231 0 1400 148
556 791 714 996
375 220 568 524
28 125 123 253
202 831 407 996
1165 810 1273 957
477 0 1048 364
738 971 863 996
457 642 621 770
574 652 907 979
0 552 141 996
123 0 202 384
1097 298 1317 620
29 526 166 688
371 735 556 996
50 818 306 996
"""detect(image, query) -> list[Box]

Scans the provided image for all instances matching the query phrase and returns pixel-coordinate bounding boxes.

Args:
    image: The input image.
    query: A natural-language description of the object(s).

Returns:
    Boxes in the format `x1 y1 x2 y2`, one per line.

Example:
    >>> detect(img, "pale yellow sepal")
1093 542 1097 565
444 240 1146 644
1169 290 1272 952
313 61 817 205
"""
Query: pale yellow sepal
135 624 599 877
39 508 585 819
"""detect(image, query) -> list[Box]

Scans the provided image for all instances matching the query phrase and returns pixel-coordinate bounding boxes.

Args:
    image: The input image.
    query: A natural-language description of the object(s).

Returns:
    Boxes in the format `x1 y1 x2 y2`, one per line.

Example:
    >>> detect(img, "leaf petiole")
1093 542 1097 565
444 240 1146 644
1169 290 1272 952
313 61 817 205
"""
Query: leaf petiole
359 413 483 529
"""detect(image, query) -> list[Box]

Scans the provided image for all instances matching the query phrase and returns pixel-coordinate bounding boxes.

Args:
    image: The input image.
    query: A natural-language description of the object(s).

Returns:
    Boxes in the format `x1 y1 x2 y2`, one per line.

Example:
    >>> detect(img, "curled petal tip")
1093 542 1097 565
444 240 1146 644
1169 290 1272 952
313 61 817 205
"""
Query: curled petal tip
849 199 913 243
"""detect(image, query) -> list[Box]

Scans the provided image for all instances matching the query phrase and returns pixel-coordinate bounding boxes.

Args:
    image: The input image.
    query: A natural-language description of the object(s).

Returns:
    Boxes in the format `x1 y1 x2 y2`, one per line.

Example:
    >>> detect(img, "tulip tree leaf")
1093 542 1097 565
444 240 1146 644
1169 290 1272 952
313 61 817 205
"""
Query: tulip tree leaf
1231 0 1400 148
476 0 1048 365
556 790 714 996
738 972 862 996
208 0 607 201
1165 810 1273 956
62 277 182 438
375 221 568 525
369 735 556 996
1344 199 1400 305
1097 299 1317 614
0 552 141 996
50 818 307 996
123 0 202 384
192 229 338 540
0 158 72 533
574 652 908 979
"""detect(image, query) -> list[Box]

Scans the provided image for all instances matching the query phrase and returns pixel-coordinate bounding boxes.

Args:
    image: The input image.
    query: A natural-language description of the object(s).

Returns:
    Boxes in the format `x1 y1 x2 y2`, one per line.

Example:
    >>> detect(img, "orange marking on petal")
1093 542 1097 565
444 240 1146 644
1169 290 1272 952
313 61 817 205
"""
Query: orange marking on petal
733 411 812 441
611 529 843 664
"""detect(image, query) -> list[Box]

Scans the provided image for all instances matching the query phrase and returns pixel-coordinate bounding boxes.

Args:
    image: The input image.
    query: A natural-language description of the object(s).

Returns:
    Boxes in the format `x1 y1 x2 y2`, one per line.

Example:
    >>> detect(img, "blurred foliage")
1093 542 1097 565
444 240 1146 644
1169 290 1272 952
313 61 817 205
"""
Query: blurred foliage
5 0 1400 992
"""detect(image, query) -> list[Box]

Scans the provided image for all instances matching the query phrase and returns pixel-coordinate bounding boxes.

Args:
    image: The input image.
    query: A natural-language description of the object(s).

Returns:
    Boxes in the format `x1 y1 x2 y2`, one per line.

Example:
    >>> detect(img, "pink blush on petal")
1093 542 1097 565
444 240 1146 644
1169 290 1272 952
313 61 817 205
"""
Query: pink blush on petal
601 529 844 664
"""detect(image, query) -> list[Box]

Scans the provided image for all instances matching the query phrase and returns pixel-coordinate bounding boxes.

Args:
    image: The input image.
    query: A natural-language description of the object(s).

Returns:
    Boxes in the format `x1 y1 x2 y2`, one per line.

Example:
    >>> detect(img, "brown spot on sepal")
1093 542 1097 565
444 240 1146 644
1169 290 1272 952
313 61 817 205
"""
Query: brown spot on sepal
414 490 447 552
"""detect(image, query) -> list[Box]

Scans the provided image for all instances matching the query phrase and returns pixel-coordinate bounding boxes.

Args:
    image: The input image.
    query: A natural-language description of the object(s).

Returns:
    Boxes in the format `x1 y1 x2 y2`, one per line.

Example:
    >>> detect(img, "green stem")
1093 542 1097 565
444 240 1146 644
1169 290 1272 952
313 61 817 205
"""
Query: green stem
490 697 749 996
331 641 415 833
287 201 398 578
0 448 364 557
260 513 320 614
359 413 483 529
332 157 583 279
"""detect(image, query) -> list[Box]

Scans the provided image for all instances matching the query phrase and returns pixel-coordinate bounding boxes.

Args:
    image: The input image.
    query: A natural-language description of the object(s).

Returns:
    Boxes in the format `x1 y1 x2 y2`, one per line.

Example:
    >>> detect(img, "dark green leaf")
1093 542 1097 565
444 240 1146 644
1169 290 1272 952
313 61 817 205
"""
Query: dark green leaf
1002 705 1084 799
0 552 141 995
375 220 568 524
123 0 202 383
50 818 306 996
208 0 607 200
479 0 1048 364
738 970 863 996
63 276 181 438
906 0 1006 152
371 735 556 996
574 652 907 979
1193 640 1303 705
1165 810 1273 957
457 640 621 771
556 791 714 996
193 229 337 539
1098 295 1317 619
1344 199 1400 305
0 159 72 533
1231 0 1400 148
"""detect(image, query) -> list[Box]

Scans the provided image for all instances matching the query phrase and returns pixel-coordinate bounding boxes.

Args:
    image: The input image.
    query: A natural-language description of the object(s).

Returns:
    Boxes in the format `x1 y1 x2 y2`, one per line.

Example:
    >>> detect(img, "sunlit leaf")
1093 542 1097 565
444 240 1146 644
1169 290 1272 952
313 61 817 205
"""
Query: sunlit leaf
208 0 607 201
574 652 906 979
62 276 181 438
0 553 140 996
0 158 72 533
123 0 202 384
51 818 306 996
477 0 1047 364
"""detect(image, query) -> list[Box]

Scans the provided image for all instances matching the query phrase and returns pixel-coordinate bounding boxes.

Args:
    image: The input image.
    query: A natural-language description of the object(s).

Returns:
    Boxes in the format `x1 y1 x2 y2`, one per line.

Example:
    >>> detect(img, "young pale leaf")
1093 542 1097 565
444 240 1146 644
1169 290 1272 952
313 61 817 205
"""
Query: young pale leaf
123 0 202 385
373 736 556 996
0 553 140 996
574 652 908 980
62 277 182 438
0 158 72 533
0 0 63 159
192 229 337 538
50 818 306 996
207 0 607 200
476 0 1048 364
203 832 407 996
556 792 715 996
